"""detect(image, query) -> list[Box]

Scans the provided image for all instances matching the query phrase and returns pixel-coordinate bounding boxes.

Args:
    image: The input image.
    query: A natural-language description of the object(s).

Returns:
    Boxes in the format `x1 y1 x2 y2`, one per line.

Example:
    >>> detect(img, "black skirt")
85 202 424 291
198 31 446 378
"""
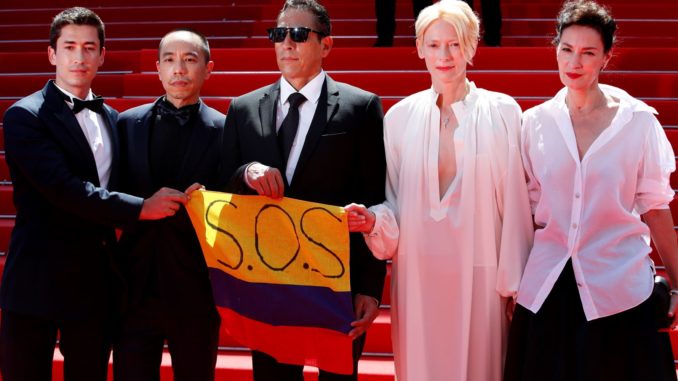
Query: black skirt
504 261 677 381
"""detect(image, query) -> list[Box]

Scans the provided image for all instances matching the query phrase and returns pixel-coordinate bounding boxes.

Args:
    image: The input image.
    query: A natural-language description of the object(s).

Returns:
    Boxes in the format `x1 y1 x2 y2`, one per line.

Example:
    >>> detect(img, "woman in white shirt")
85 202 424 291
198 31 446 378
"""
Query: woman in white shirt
504 1 678 380
345 1 533 380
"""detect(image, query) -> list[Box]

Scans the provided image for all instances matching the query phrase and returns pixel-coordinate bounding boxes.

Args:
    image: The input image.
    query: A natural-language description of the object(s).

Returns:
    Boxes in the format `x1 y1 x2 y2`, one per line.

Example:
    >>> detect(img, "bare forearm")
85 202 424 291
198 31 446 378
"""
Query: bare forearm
644 208 678 287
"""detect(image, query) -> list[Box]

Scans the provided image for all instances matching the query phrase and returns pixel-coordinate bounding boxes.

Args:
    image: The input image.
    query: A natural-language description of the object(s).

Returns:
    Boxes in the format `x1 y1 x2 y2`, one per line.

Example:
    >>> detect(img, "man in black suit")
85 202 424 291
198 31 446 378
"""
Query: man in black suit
0 7 189 381
113 29 229 381
223 1 387 380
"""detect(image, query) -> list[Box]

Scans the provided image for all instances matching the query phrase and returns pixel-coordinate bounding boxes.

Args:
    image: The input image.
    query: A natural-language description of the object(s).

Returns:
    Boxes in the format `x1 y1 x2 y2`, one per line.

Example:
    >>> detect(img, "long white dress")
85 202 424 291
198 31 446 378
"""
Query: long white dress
366 83 533 381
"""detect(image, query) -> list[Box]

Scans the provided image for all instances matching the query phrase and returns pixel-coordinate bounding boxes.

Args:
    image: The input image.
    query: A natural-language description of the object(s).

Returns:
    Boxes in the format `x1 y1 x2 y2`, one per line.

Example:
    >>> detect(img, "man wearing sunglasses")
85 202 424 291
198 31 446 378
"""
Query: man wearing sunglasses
223 0 387 380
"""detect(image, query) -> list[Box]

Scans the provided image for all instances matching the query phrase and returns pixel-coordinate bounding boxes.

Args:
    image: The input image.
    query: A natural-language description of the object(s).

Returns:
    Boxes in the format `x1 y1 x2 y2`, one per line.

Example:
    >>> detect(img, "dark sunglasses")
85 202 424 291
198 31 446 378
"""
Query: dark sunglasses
267 27 326 43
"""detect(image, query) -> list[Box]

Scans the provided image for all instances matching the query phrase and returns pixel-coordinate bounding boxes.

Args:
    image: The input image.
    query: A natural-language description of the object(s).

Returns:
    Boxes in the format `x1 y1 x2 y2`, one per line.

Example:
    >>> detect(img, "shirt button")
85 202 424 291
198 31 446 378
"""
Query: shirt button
577 282 583 287
572 223 578 229
575 193 581 198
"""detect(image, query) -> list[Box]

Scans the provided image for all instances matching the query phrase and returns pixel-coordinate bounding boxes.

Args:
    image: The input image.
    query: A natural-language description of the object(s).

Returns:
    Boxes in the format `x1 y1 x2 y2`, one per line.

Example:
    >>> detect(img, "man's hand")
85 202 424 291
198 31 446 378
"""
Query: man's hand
506 298 517 322
139 187 188 220
246 162 285 199
344 203 376 233
184 182 204 195
669 293 678 330
348 294 380 338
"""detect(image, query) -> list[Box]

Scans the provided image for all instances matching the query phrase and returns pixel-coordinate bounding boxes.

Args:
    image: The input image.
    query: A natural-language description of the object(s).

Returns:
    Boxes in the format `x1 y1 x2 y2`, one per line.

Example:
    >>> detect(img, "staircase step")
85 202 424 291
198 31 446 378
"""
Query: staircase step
46 348 395 381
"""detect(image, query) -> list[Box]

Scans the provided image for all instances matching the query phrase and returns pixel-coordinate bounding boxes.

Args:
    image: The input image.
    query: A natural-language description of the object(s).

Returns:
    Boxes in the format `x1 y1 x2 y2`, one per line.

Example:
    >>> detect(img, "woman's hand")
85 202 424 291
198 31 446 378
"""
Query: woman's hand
345 203 376 233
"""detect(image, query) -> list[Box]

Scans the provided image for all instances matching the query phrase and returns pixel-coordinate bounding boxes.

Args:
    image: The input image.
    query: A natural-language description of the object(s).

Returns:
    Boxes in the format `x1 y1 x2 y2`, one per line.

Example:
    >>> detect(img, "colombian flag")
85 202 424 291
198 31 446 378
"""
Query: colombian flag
186 190 354 374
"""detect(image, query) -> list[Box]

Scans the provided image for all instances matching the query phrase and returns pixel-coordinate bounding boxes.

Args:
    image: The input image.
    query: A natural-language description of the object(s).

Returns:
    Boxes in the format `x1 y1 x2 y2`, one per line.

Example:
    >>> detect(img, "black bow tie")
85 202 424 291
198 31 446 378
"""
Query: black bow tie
72 96 105 114
155 99 199 126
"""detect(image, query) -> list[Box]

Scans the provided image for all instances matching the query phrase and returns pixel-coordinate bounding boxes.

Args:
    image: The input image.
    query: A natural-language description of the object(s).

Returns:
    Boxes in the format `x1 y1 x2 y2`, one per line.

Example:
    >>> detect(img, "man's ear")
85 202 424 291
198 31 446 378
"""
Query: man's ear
320 35 333 58
205 60 215 79
97 46 106 68
48 46 57 66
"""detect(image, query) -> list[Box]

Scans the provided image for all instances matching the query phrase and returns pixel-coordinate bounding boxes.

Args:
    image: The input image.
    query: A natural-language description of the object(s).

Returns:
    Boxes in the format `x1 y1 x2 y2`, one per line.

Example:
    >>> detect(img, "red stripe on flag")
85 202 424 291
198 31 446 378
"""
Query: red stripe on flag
220 307 354 375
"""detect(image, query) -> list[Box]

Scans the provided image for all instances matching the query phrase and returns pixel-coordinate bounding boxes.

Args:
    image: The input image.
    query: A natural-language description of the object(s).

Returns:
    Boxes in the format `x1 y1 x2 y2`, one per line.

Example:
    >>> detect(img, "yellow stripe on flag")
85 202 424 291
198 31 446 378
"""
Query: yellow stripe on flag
186 190 350 292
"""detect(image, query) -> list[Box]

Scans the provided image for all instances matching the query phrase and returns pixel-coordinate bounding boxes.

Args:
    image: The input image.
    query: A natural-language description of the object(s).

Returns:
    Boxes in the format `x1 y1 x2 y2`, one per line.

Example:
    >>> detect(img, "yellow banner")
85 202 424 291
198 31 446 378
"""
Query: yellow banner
186 191 350 292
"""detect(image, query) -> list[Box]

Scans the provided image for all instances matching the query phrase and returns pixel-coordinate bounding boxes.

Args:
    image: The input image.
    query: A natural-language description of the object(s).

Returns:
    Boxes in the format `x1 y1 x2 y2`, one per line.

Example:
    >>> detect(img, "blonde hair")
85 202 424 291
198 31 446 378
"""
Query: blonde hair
415 0 479 64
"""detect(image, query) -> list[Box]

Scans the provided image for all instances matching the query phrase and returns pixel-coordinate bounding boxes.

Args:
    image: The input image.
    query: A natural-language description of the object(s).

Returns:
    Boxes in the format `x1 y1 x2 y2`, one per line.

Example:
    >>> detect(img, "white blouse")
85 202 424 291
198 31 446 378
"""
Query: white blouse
517 84 676 321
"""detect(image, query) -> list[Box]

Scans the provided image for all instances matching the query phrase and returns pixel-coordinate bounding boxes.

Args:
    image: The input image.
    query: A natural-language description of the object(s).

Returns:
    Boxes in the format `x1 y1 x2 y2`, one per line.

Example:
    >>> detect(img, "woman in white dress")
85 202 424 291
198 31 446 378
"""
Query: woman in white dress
345 1 533 380
504 1 678 380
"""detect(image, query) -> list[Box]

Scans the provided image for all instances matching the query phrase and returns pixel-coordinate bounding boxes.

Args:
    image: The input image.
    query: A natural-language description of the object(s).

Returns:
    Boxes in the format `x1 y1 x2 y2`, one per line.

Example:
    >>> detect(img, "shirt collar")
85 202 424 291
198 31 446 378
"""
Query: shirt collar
54 82 94 107
550 84 657 116
428 79 479 118
280 70 325 106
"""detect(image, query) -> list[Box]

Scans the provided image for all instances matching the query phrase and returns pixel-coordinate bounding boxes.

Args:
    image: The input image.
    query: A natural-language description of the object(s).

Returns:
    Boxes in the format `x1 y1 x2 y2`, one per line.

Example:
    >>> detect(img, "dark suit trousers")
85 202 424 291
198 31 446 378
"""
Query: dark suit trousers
0 309 112 381
251 333 366 381
463 0 502 46
113 302 220 381
375 0 432 45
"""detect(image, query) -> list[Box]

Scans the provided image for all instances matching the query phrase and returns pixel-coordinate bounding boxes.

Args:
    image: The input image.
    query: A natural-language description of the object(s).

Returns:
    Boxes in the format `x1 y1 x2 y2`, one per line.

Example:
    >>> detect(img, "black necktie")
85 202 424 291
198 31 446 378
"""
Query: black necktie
72 96 105 114
155 99 198 127
278 92 307 166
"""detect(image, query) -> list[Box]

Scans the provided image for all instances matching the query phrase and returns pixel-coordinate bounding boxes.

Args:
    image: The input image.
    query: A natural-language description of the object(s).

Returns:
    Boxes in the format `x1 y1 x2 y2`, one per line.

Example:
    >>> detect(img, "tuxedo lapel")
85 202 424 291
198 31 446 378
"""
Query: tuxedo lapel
293 77 339 179
258 82 286 170
44 82 98 173
128 102 155 192
102 104 122 188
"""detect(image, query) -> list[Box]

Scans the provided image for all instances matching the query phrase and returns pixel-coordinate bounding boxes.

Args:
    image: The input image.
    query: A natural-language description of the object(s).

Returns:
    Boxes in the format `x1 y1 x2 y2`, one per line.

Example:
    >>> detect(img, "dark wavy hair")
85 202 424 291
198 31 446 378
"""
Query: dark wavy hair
553 0 617 53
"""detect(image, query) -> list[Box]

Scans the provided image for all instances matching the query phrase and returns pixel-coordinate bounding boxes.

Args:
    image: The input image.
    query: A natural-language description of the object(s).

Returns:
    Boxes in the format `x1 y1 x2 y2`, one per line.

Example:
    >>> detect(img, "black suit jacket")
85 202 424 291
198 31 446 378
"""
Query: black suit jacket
1 80 144 321
224 75 387 301
116 98 230 316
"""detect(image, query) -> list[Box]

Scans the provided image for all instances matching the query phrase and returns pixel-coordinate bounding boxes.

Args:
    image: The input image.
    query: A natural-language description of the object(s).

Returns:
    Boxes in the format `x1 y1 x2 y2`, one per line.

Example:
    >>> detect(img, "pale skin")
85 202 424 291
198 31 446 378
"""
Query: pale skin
48 25 198 220
347 18 518 320
246 9 377 338
558 25 678 326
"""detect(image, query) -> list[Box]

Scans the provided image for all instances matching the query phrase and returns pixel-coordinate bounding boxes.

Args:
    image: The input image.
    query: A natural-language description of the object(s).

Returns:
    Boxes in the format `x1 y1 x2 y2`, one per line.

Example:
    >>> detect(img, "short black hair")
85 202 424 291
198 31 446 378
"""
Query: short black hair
158 28 211 63
278 0 331 37
553 0 617 53
49 7 105 51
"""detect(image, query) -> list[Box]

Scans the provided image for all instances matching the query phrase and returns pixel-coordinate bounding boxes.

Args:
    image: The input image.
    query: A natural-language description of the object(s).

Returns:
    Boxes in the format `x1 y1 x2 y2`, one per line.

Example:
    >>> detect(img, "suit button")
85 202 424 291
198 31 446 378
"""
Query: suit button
102 240 107 247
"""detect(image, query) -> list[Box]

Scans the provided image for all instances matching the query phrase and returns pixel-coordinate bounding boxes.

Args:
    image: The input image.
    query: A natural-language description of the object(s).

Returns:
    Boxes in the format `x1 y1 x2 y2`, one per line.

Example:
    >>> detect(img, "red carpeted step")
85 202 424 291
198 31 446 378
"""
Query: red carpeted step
2 2 676 26
0 50 142 75
0 154 8 183
10 72 651 99
0 185 13 216
131 47 678 72
5 34 678 51
46 348 395 381
1 47 676 74
0 218 12 255
3 18 678 42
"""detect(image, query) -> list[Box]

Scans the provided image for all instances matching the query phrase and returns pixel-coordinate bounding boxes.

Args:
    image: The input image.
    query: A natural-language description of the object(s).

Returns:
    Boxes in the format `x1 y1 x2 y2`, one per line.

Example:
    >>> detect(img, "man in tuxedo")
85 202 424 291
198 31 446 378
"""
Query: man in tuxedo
223 1 387 379
113 29 229 381
0 7 189 381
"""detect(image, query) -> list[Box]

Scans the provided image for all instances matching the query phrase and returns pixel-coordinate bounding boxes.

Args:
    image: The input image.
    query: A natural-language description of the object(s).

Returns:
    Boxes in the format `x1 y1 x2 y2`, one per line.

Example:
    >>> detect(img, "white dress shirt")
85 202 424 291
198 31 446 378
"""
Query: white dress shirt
517 84 676 321
277 71 325 184
55 83 112 189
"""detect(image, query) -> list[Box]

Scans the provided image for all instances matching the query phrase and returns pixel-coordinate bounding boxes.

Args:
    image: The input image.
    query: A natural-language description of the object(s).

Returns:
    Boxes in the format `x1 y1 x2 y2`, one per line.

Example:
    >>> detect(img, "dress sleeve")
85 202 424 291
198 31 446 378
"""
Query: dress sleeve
364 109 402 260
495 100 534 298
635 112 675 214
